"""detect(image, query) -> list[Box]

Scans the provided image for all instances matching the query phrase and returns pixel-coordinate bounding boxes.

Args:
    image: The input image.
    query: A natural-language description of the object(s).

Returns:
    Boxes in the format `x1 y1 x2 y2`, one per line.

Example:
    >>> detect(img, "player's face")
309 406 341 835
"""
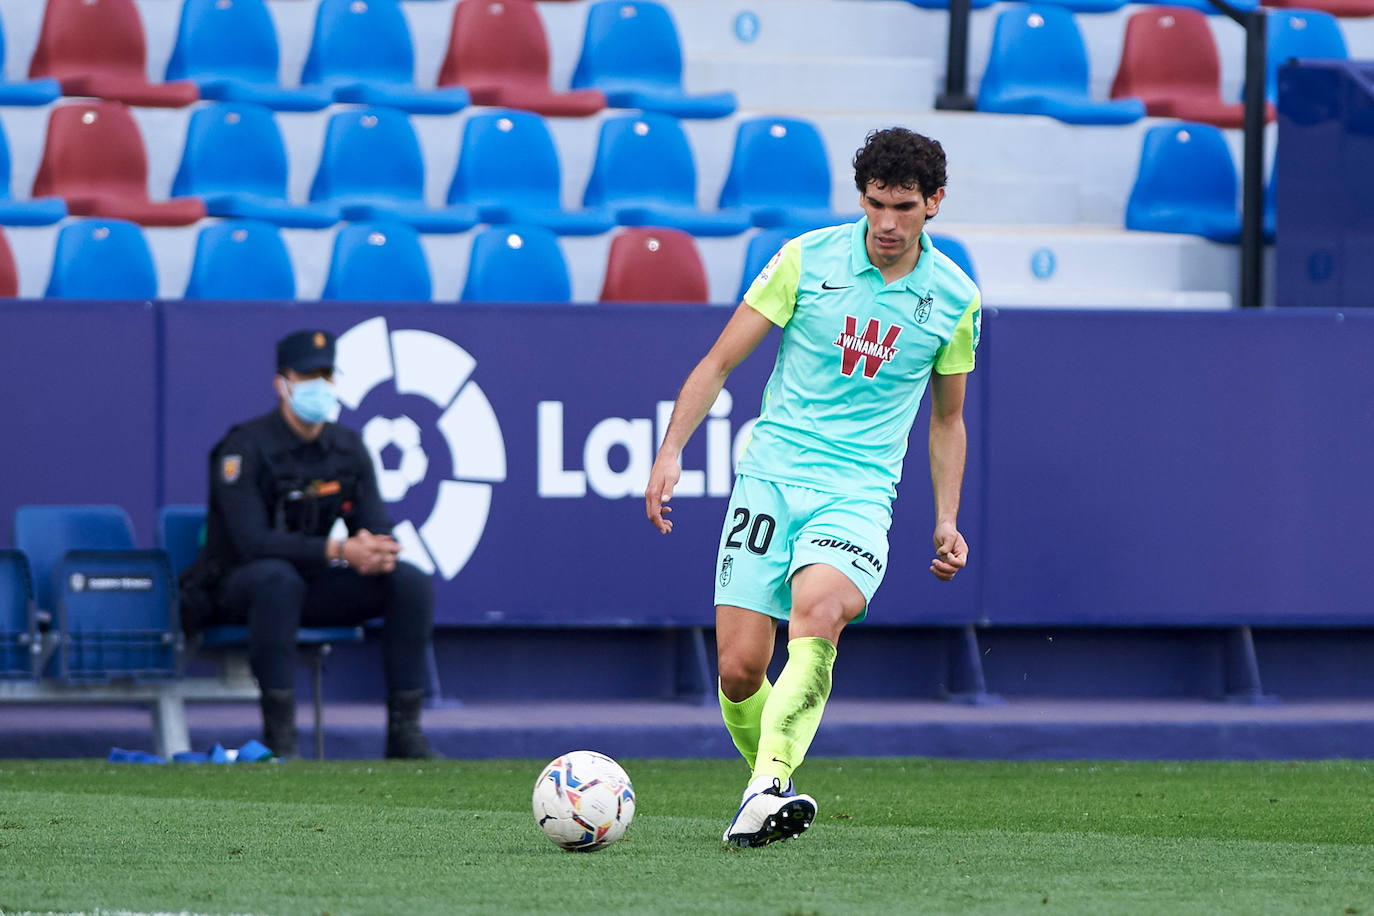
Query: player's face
860 180 944 270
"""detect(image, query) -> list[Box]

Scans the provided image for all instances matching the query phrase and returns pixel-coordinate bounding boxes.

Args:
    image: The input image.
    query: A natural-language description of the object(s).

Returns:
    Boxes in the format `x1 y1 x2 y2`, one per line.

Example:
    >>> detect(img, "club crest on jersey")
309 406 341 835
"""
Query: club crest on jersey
833 315 902 378
915 292 934 324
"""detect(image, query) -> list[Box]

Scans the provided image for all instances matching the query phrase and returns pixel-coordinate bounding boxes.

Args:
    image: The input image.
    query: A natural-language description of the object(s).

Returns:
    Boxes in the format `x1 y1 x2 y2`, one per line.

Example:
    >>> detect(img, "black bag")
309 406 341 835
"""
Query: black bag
177 553 225 634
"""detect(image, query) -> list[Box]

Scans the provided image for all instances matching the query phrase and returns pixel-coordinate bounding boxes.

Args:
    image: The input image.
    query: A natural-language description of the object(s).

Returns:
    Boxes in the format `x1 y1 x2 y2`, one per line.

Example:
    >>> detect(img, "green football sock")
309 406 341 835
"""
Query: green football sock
718 677 772 770
752 636 837 786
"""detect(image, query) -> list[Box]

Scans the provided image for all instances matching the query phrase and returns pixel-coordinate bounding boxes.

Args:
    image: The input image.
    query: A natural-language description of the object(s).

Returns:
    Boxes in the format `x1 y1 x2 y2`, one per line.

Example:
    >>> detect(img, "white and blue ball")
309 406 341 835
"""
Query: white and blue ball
532 750 636 851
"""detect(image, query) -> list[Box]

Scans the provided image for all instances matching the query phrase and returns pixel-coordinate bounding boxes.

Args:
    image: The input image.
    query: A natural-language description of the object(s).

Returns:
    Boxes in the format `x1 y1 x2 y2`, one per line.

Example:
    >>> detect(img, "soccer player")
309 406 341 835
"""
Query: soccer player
644 128 980 847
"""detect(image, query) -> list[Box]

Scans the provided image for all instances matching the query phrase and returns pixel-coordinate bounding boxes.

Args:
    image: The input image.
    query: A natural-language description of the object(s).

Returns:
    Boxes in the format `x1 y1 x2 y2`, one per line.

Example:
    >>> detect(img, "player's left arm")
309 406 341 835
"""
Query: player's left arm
928 370 968 581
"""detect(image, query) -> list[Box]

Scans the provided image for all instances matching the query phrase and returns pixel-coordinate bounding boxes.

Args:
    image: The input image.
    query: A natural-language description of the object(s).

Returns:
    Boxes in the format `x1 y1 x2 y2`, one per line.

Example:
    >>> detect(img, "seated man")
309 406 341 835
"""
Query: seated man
181 329 436 759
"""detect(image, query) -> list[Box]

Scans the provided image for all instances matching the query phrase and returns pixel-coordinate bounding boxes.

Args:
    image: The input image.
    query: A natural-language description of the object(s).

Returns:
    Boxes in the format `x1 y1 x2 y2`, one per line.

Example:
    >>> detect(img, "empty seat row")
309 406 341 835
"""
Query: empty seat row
12 218 715 304
0 216 981 306
4 100 857 236
8 0 732 119
980 4 1349 126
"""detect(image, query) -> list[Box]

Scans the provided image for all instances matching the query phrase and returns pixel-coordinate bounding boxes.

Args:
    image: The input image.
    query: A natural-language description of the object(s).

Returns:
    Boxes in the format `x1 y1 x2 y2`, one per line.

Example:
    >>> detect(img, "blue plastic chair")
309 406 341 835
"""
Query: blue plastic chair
0 550 38 679
977 4 1146 125
1262 10 1347 104
448 110 615 236
929 233 979 284
584 113 753 236
165 0 333 111
12 505 179 682
0 119 66 226
172 103 339 229
322 222 433 302
46 219 157 299
310 107 478 233
156 505 207 579
1125 122 1241 243
571 1 736 119
301 0 470 114
185 221 296 300
461 225 572 303
718 116 861 230
0 9 61 105
736 229 794 302
156 503 365 759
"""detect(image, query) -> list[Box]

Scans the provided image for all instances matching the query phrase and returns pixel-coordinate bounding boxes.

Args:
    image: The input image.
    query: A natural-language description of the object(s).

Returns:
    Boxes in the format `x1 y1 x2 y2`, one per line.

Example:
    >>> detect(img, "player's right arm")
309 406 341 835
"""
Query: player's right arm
645 303 775 534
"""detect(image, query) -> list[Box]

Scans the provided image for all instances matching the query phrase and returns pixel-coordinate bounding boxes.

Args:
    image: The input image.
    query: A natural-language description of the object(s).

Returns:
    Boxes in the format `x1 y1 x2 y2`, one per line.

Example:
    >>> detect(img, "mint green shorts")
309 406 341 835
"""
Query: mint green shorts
713 474 892 622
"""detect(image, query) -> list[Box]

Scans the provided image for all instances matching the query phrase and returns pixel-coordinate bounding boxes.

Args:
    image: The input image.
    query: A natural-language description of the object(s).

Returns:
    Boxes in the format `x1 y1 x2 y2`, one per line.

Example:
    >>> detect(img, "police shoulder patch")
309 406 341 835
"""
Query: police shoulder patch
221 454 242 484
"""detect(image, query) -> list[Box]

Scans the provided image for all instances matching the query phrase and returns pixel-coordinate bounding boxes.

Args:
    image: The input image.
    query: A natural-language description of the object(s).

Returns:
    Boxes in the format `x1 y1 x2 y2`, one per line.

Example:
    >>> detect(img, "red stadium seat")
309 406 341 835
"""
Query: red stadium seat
437 0 605 117
1262 0 1374 15
29 0 199 108
600 228 709 303
1111 6 1275 128
0 229 17 298
33 101 206 227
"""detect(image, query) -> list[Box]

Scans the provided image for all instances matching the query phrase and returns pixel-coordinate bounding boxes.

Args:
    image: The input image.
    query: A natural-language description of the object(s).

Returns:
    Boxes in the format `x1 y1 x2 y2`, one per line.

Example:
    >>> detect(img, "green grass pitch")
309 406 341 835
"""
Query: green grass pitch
1 758 1372 915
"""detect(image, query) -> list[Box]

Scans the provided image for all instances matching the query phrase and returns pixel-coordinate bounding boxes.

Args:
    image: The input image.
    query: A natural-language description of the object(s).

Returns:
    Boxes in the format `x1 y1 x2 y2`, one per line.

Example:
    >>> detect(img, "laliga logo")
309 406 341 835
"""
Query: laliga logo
331 317 506 580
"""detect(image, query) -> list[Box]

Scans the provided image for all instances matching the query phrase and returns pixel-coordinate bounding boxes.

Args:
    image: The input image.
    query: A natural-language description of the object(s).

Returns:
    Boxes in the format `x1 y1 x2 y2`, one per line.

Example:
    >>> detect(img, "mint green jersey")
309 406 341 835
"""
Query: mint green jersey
736 219 980 503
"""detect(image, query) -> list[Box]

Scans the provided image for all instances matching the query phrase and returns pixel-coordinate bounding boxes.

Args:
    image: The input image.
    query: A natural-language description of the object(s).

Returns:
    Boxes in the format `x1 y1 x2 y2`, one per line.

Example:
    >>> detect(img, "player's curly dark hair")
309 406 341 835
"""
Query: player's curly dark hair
852 128 947 200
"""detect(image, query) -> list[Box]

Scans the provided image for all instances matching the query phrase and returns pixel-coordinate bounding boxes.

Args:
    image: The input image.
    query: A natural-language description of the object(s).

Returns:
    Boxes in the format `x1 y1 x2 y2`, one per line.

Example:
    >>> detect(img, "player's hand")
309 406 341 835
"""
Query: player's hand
645 454 681 534
930 523 968 581
346 529 401 576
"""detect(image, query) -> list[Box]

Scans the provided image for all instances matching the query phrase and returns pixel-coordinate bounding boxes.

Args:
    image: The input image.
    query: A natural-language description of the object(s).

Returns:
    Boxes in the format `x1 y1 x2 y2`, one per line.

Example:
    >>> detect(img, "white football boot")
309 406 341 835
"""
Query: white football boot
722 775 816 847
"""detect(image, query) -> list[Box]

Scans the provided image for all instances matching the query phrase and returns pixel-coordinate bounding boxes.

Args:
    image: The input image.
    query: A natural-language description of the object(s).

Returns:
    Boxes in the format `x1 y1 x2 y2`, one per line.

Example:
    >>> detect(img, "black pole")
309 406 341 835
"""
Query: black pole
1238 10 1267 309
936 0 976 111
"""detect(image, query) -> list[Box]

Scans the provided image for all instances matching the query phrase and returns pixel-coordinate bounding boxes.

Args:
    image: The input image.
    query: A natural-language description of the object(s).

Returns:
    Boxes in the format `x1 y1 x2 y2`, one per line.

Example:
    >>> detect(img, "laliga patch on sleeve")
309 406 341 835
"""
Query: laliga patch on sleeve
755 249 784 286
221 454 242 484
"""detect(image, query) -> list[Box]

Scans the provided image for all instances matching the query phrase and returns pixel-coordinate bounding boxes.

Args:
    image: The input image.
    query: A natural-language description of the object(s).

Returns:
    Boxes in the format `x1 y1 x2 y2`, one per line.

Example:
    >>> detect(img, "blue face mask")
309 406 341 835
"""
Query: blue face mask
284 377 337 425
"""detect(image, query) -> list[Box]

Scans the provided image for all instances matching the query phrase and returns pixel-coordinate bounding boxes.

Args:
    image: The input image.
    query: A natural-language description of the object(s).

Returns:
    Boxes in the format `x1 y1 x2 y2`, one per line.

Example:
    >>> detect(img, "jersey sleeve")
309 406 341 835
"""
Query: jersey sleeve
742 238 802 327
934 293 981 375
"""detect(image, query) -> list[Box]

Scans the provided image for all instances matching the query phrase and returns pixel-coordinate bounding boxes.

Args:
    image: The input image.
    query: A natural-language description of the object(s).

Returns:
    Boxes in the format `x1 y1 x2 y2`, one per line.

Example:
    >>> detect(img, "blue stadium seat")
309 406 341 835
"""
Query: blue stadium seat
185 221 296 300
156 505 207 579
172 103 339 229
0 120 66 226
570 1 736 119
12 505 179 681
0 8 61 105
977 4 1146 125
301 0 470 114
462 225 572 303
310 108 478 233
45 219 157 299
0 550 38 679
165 0 333 112
1125 122 1241 243
322 222 433 302
930 233 979 284
736 229 794 303
1263 10 1347 104
448 110 616 236
718 116 861 230
584 113 753 236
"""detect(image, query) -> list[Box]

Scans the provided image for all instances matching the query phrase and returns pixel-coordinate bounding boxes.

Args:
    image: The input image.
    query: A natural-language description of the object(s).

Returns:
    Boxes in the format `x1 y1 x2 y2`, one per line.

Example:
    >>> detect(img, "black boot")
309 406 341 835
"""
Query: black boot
259 688 298 759
385 688 436 759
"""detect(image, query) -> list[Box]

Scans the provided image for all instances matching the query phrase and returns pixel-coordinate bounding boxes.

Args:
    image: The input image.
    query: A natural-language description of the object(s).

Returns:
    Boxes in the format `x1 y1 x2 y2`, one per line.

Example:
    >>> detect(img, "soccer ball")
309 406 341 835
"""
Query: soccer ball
532 750 636 851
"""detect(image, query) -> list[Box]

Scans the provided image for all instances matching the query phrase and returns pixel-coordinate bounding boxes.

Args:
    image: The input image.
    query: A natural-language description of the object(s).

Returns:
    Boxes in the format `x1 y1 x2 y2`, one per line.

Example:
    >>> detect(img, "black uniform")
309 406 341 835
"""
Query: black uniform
186 408 433 693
